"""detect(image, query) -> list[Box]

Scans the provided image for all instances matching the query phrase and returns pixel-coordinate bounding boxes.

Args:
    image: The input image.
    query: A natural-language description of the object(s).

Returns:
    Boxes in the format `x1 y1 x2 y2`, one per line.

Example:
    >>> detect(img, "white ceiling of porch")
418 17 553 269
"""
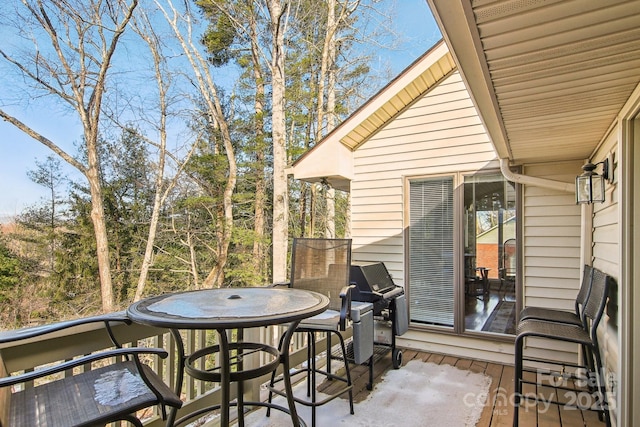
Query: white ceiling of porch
428 0 640 165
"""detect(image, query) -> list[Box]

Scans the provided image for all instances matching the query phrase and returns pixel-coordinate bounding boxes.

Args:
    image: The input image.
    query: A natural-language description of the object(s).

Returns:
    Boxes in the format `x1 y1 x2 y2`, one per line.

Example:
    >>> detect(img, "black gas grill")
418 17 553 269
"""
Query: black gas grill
351 261 404 313
350 262 408 385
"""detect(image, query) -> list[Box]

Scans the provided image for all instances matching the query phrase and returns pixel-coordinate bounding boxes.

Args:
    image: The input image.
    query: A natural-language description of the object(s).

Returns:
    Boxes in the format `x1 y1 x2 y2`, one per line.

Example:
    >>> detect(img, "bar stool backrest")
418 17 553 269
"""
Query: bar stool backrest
290 238 352 313
583 268 612 340
575 264 594 322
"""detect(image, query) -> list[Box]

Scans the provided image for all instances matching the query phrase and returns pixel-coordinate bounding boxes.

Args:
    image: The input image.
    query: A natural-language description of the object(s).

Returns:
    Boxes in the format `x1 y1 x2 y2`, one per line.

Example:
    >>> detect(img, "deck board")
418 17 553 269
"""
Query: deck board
344 349 605 427
494 365 517 427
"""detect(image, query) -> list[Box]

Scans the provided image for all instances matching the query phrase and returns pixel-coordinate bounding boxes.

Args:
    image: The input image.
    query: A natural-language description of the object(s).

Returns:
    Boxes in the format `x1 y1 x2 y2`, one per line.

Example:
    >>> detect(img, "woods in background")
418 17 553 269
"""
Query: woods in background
0 0 402 327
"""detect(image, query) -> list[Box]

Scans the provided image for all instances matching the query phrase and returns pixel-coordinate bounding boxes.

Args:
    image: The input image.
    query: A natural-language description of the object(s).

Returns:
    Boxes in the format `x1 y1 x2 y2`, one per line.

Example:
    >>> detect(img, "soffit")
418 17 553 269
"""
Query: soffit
428 0 640 165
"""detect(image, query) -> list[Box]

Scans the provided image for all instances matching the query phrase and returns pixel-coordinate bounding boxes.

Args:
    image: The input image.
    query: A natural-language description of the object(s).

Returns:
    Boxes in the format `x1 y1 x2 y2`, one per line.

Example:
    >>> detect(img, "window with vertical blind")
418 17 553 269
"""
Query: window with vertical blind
408 177 455 327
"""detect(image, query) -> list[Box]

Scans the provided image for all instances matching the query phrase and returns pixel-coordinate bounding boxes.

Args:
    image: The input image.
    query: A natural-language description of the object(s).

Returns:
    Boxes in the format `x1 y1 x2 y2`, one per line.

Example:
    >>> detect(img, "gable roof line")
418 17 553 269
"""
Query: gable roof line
292 39 456 167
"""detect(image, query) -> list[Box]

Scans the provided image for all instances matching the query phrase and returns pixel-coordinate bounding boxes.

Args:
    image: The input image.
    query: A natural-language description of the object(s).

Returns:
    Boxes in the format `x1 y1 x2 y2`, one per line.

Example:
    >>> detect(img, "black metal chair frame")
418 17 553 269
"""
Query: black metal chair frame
268 238 355 427
518 264 595 381
513 267 612 427
0 313 182 427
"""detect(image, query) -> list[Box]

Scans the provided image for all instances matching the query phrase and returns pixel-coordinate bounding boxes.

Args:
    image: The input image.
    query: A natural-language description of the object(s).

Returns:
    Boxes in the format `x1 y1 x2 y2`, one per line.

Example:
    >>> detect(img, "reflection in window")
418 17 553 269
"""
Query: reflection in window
463 174 516 335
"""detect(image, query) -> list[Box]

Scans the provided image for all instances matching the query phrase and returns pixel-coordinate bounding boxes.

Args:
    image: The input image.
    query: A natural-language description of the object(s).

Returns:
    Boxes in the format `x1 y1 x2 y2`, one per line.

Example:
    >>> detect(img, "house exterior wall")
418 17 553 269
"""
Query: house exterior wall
350 71 496 277
348 70 613 367
350 71 519 362
476 217 515 279
349 71 587 364
520 161 584 363
591 129 619 426
476 243 499 279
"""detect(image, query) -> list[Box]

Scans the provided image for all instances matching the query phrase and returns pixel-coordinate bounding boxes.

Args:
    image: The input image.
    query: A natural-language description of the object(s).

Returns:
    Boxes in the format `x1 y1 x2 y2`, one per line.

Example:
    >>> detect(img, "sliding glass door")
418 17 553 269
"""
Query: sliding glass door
463 173 516 334
408 172 517 335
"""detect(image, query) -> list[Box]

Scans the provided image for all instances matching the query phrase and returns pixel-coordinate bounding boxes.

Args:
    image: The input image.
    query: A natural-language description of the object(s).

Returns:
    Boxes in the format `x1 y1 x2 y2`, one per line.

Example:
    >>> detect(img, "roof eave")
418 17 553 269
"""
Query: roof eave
427 0 511 161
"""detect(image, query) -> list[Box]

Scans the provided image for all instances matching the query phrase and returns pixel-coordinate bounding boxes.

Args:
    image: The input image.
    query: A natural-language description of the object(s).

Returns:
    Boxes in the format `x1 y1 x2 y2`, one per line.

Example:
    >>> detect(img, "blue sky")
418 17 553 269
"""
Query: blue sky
0 0 440 220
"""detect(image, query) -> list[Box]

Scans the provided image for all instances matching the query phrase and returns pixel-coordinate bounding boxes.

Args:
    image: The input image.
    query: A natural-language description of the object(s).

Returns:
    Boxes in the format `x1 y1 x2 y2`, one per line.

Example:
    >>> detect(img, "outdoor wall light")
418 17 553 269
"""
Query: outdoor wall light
576 158 609 204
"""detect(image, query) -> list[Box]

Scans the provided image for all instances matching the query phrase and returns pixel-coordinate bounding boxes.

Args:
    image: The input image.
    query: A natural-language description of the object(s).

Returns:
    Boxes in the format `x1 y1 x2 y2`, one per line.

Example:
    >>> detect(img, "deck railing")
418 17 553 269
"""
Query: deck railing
0 314 345 426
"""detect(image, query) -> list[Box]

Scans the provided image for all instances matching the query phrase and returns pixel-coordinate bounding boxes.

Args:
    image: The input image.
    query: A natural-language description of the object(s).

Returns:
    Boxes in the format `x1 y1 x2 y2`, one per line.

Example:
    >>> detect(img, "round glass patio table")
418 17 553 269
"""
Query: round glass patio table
127 287 329 427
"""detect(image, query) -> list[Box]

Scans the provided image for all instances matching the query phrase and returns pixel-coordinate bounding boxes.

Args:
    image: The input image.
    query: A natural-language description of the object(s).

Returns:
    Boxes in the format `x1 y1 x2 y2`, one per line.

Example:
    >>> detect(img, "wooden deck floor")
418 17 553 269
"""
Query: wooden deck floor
335 348 607 427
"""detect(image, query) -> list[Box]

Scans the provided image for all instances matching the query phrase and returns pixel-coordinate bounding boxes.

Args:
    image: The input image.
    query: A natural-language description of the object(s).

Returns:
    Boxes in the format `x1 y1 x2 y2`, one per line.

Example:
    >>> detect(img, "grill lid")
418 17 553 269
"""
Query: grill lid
350 262 400 302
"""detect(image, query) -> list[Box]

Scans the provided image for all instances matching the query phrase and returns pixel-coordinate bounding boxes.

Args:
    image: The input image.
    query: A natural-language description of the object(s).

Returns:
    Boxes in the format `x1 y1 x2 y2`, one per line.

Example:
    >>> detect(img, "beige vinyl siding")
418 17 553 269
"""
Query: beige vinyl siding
521 161 583 362
350 71 496 288
591 130 619 425
349 71 523 363
399 329 514 365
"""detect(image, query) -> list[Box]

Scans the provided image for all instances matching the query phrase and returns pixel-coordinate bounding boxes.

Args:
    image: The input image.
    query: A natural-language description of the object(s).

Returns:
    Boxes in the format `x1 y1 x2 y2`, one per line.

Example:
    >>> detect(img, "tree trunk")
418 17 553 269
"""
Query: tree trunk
250 8 268 283
160 0 238 289
129 8 199 300
325 0 337 238
133 12 169 301
85 133 114 311
268 0 289 282
314 0 338 239
0 0 139 312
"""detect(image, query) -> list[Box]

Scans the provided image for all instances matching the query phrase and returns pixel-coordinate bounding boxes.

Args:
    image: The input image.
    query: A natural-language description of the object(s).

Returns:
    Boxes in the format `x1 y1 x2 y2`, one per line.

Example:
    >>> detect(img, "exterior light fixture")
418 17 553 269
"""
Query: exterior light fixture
576 158 609 204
